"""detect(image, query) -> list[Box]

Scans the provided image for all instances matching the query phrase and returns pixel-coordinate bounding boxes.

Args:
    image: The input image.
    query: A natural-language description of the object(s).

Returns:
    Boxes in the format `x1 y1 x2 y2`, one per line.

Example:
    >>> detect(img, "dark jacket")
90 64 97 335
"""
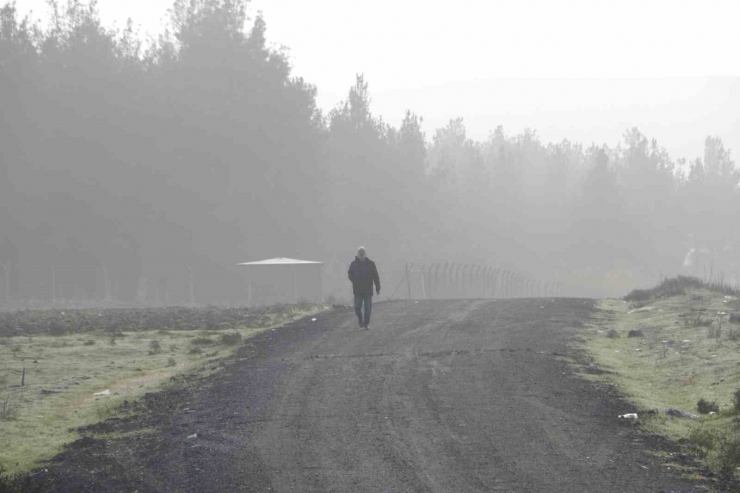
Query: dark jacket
348 257 380 296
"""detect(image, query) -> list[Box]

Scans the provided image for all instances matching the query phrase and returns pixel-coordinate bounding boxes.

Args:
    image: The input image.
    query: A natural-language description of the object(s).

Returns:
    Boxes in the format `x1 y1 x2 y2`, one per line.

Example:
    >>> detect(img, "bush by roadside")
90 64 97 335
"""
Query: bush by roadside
624 275 740 303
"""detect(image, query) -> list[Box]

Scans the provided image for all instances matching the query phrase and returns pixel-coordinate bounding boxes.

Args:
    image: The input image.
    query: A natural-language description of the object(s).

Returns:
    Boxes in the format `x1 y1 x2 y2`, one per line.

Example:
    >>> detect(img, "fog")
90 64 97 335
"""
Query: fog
2 0 739 305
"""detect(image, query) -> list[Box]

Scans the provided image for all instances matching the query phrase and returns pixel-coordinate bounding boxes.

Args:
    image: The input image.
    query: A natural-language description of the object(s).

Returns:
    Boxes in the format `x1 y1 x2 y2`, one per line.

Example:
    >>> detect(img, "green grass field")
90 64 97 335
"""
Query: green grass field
0 304 328 474
578 281 740 480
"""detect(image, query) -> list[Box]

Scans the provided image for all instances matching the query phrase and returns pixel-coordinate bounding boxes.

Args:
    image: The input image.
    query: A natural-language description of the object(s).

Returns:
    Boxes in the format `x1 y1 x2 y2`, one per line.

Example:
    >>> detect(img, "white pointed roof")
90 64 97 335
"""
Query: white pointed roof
238 257 322 266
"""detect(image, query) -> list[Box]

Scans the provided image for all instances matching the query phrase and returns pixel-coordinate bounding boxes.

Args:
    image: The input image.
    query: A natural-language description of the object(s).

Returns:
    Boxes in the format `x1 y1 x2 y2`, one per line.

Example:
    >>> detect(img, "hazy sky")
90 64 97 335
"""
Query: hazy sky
14 0 740 162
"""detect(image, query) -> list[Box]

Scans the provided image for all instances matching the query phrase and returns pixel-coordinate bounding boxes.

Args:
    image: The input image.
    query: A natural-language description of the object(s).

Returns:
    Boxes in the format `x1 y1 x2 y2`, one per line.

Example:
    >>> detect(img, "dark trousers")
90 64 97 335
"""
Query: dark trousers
354 295 373 326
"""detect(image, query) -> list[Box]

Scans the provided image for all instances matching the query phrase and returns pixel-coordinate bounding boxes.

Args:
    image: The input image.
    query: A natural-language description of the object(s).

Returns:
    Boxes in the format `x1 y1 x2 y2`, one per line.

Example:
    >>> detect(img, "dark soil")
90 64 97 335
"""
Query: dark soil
0 304 303 337
8 299 738 492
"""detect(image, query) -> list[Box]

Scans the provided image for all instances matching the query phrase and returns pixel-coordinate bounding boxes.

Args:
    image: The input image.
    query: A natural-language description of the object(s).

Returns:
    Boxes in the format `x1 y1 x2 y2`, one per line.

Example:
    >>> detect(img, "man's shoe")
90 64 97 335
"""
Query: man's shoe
364 324 370 330
358 319 364 328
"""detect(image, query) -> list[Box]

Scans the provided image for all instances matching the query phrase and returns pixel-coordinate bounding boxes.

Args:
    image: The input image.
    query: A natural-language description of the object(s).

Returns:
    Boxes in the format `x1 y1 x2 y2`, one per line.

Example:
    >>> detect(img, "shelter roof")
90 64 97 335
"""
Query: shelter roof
238 257 322 266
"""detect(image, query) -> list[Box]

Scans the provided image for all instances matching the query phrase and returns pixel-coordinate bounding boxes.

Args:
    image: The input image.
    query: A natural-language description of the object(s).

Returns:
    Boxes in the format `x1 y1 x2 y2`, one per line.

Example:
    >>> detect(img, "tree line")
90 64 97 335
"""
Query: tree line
1 0 738 303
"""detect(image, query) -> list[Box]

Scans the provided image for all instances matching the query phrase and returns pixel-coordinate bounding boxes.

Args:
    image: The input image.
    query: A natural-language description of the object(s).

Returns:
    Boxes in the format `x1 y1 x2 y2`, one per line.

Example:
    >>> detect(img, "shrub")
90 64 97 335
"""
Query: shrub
83 339 95 346
167 357 176 367
688 426 717 456
734 389 740 413
188 347 202 355
0 466 41 493
624 275 740 302
1 393 18 421
717 433 740 478
624 289 652 302
48 321 67 336
148 340 162 355
220 332 242 345
728 328 740 341
190 337 213 346
730 313 740 324
685 427 740 477
697 398 720 414
685 311 712 327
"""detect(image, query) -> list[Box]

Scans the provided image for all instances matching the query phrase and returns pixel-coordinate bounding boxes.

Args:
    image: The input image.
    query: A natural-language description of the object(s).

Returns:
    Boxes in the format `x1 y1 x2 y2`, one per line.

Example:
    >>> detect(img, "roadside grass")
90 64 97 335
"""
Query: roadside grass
0 304 327 475
577 277 740 481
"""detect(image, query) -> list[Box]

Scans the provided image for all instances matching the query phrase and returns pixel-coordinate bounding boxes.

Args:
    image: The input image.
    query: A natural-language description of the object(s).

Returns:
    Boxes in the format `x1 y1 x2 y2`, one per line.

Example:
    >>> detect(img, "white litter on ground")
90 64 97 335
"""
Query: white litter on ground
619 413 638 420
93 390 111 396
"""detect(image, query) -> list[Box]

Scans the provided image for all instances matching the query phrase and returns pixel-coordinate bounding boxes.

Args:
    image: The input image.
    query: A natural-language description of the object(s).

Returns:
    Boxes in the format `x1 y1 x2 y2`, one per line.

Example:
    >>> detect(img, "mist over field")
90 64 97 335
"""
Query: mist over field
1 0 739 305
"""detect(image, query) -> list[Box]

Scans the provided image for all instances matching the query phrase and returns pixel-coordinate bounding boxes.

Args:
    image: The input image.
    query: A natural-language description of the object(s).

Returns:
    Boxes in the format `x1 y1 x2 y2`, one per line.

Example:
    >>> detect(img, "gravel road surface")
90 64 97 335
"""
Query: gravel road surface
37 299 706 492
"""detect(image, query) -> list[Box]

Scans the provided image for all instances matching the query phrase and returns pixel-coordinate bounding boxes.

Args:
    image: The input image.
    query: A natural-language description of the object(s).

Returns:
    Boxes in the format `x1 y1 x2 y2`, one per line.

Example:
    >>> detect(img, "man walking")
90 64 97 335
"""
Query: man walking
348 246 380 329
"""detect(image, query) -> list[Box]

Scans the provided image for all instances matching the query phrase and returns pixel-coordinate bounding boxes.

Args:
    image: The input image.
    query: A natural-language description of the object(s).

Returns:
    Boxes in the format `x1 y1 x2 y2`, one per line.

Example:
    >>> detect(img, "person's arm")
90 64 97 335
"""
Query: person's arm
348 262 355 283
373 263 380 294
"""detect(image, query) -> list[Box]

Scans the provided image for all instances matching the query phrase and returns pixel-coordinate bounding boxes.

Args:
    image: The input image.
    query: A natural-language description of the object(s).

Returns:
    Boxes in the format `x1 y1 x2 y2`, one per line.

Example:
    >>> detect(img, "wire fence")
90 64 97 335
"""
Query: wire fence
320 261 561 303
0 260 562 309
7 259 735 309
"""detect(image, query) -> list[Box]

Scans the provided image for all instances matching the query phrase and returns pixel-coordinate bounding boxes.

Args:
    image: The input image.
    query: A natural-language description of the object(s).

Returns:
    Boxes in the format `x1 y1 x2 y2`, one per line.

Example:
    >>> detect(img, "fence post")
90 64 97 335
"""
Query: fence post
189 266 195 305
2 263 8 305
519 274 524 298
442 264 450 299
421 264 428 299
509 272 515 298
517 274 523 298
463 265 470 298
103 266 111 301
406 263 411 299
428 263 436 299
50 267 56 304
432 264 438 299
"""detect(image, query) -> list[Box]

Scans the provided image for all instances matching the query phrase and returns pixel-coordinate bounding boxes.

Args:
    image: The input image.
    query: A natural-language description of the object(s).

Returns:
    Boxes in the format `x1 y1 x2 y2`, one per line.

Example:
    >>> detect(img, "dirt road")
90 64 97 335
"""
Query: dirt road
38 299 705 492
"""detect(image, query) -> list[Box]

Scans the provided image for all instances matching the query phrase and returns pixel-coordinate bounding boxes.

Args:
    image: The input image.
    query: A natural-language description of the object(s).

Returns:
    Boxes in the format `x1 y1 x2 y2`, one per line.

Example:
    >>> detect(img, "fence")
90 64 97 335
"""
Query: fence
398 263 559 300
318 261 560 303
0 259 563 308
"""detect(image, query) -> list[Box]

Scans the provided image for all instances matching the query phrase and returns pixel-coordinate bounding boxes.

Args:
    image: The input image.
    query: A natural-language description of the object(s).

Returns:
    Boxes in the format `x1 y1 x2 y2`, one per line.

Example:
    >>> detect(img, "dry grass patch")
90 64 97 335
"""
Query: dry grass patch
0 304 328 474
